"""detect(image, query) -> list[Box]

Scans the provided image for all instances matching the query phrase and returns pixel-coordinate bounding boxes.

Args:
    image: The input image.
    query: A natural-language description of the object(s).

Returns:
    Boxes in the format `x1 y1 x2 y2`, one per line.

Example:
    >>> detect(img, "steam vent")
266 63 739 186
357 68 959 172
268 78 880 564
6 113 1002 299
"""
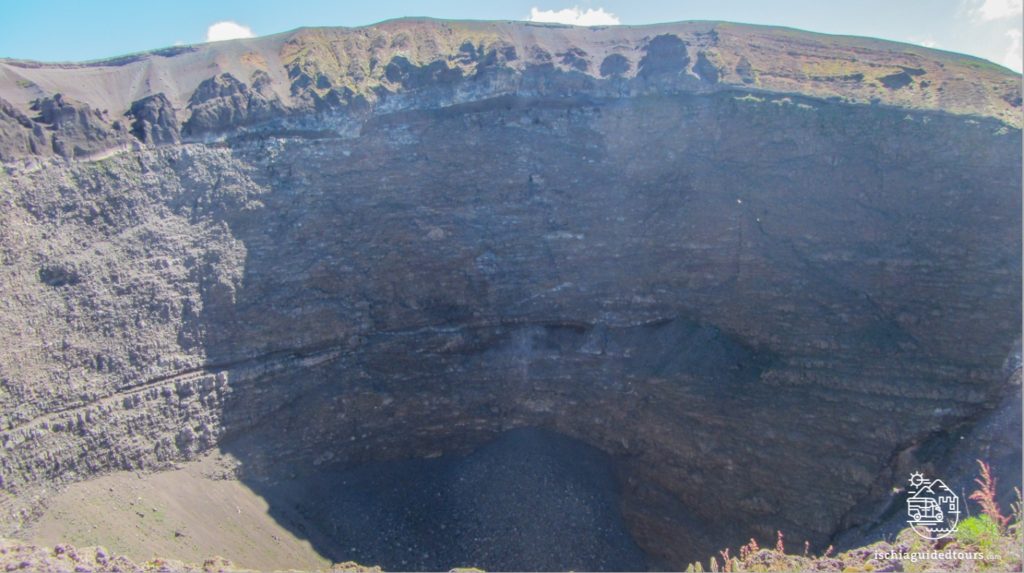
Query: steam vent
0 18 1020 571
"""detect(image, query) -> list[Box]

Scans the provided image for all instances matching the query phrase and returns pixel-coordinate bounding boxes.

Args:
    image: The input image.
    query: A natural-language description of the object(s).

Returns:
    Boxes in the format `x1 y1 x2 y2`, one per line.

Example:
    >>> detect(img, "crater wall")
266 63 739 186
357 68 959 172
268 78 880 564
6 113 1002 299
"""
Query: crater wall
0 19 1020 569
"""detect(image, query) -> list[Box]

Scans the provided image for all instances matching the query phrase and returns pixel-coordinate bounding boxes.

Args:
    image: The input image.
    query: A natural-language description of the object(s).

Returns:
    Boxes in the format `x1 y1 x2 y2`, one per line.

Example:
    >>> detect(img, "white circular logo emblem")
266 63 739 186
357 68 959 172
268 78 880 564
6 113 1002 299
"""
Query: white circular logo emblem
906 472 961 540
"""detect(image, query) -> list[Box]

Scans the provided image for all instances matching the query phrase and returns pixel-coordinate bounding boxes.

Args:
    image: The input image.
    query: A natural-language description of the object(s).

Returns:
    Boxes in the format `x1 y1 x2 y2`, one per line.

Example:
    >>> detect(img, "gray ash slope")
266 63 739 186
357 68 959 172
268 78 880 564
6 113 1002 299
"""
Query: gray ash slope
0 17 1020 571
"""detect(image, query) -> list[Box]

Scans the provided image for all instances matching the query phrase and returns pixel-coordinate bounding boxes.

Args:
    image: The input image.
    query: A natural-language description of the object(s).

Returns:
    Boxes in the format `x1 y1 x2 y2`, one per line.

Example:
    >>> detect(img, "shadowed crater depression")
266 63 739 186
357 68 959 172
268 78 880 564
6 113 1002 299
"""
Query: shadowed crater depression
257 428 647 571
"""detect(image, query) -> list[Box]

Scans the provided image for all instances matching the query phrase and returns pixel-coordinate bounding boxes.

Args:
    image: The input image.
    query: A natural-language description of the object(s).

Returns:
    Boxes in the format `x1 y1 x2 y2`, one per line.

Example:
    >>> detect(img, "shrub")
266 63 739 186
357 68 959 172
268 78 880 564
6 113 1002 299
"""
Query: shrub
956 515 1003 554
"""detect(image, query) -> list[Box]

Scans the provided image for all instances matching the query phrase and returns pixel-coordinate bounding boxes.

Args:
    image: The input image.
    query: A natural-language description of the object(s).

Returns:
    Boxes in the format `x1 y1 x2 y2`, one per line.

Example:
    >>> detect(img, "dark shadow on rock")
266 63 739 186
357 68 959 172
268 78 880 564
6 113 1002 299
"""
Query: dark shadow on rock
255 427 649 572
191 76 1021 569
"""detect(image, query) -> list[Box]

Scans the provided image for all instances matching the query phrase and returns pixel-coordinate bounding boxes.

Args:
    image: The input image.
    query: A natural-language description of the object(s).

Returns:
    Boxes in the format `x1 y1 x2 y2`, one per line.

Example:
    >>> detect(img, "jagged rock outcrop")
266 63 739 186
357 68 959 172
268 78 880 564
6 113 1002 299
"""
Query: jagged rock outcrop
128 93 180 145
29 93 132 159
0 97 49 160
0 18 1019 571
693 51 720 83
183 72 285 138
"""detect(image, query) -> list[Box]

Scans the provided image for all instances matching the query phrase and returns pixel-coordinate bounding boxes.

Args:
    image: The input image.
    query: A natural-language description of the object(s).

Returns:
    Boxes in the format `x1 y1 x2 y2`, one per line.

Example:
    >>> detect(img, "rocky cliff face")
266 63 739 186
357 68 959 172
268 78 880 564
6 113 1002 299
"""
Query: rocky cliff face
0 19 1020 570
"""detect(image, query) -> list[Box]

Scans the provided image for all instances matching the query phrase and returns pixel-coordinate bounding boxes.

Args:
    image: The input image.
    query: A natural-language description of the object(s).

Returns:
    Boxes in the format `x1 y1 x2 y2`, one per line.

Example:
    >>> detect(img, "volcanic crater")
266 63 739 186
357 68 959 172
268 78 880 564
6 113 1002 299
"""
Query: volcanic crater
0 18 1020 572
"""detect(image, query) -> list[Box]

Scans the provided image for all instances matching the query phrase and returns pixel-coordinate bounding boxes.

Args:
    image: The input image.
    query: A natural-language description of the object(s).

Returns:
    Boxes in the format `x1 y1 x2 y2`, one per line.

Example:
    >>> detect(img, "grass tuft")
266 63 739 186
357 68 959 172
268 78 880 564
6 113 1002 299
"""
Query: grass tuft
970 460 1010 530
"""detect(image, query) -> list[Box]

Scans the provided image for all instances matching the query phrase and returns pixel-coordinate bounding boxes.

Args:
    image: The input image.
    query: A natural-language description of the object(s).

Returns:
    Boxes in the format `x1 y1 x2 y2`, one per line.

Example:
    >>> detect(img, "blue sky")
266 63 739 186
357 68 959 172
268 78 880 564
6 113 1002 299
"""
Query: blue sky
0 0 1020 71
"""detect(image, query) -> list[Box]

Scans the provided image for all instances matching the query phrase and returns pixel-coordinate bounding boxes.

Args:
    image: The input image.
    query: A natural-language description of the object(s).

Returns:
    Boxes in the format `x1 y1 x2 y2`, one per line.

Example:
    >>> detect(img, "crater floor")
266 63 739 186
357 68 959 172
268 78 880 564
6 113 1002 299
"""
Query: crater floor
25 428 651 571
20 453 328 571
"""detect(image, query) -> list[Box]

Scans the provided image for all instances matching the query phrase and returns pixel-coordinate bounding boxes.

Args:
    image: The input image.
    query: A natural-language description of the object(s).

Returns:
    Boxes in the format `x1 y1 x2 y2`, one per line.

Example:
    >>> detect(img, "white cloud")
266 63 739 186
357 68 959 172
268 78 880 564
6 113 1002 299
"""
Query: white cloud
1002 28 1023 71
911 37 939 48
528 6 620 26
971 0 1023 20
205 21 255 43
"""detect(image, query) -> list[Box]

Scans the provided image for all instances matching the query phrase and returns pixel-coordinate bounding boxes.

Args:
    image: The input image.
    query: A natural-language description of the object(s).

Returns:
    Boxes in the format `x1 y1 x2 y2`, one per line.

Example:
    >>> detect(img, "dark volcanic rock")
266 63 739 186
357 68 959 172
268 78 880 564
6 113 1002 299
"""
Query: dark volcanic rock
879 70 914 90
182 73 285 138
735 56 755 84
639 34 689 78
599 53 631 77
385 56 464 88
127 93 180 145
694 51 720 83
0 97 49 160
29 93 130 158
558 47 590 72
